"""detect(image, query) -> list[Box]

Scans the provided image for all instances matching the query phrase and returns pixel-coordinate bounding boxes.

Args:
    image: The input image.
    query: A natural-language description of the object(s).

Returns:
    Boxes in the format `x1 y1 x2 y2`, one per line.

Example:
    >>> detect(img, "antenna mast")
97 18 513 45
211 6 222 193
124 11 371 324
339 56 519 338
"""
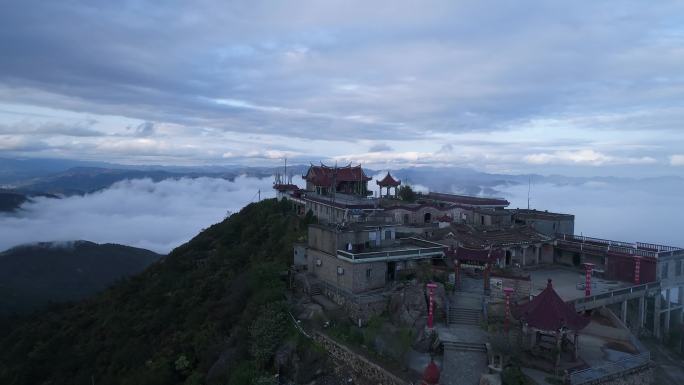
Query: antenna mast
527 176 531 210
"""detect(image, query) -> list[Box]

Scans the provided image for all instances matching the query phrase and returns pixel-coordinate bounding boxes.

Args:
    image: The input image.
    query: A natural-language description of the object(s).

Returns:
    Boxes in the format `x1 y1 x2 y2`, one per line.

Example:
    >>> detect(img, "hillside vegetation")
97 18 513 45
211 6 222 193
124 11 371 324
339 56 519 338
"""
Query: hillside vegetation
0 199 311 385
0 241 161 315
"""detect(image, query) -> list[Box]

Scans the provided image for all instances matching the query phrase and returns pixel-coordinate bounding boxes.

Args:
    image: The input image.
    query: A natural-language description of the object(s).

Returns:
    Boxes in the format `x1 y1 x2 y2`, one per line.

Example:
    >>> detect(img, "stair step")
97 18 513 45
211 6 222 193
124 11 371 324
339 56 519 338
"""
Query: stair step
443 341 487 353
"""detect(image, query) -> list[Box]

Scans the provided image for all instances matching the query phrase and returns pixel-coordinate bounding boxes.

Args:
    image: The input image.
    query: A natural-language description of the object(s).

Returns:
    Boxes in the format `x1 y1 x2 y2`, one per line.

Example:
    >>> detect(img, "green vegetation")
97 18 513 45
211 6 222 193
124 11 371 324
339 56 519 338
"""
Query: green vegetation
0 199 312 385
0 241 161 315
502 365 533 385
398 185 417 202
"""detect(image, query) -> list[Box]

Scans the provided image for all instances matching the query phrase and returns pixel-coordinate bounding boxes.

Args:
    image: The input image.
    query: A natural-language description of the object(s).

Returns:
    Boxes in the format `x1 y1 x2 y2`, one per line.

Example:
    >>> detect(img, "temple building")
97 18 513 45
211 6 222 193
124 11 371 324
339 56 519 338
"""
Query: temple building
303 163 372 196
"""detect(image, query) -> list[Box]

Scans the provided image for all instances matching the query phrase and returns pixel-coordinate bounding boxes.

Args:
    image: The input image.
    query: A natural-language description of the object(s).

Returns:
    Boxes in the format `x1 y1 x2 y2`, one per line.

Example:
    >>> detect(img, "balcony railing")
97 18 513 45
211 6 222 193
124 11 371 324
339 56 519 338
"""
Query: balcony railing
568 352 651 385
556 234 682 258
567 282 661 310
336 237 446 262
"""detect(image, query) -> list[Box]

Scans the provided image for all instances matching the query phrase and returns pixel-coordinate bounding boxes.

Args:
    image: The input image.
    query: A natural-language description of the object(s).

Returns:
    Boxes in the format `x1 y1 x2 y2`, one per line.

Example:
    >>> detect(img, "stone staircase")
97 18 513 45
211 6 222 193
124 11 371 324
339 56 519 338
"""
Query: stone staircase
447 291 483 326
443 341 487 353
448 307 481 326
309 284 322 296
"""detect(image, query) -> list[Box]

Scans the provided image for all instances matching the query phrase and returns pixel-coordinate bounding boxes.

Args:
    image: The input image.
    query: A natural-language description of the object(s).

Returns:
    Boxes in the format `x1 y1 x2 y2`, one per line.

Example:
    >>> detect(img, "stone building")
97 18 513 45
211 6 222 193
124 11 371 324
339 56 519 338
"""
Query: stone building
512 209 575 237
305 222 447 293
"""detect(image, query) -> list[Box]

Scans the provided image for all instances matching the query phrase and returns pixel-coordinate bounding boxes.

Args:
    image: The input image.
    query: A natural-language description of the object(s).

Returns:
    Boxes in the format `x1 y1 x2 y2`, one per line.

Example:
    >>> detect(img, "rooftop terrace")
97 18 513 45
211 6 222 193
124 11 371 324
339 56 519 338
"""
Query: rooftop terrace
335 237 446 263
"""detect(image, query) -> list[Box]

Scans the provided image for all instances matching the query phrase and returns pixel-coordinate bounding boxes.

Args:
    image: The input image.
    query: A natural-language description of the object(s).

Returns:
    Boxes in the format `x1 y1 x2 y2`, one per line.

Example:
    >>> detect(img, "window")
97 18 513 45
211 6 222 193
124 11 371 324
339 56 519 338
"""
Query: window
385 230 392 240
677 260 683 277
661 262 668 279
366 268 372 279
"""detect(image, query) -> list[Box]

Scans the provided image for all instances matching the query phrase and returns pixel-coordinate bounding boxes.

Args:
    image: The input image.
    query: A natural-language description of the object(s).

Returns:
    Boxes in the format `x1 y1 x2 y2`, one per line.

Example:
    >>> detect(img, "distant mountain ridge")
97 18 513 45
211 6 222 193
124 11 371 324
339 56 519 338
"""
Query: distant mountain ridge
0 189 59 213
0 240 161 315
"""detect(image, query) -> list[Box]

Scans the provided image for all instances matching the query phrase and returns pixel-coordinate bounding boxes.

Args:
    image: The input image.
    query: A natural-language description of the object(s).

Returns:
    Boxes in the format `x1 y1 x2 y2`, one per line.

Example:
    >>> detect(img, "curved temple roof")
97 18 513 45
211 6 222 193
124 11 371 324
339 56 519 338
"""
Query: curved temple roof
376 172 401 187
514 279 590 331
303 164 371 186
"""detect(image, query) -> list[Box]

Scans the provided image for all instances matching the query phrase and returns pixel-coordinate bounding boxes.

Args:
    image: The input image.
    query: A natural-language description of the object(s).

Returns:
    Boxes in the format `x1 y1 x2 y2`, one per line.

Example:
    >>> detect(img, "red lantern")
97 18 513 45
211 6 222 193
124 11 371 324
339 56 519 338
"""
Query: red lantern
503 287 514 332
583 263 595 297
427 283 438 329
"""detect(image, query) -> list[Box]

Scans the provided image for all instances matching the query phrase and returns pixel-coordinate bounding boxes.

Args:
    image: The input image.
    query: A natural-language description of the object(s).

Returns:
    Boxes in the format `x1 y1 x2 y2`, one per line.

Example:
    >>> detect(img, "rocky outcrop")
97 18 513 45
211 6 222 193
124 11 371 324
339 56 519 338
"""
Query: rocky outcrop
388 282 447 329
275 340 329 384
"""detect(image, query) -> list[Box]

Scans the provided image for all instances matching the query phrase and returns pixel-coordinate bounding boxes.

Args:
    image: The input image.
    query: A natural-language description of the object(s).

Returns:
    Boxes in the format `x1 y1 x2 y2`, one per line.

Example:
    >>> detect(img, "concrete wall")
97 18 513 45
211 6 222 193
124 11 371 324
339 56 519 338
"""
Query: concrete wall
308 248 355 292
387 206 446 225
305 200 347 224
307 248 388 293
658 251 684 290
524 217 574 237
293 243 307 266
308 225 339 255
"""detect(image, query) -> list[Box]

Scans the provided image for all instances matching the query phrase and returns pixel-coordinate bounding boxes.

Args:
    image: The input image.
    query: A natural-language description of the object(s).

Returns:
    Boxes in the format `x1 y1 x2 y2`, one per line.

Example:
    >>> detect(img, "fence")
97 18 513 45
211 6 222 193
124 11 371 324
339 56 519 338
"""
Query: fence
336 237 446 262
568 352 651 385
567 282 660 311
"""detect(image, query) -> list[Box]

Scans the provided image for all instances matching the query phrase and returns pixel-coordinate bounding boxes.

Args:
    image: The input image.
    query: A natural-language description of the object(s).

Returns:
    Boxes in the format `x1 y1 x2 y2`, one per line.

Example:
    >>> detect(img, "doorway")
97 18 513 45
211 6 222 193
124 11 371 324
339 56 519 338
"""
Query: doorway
387 261 397 281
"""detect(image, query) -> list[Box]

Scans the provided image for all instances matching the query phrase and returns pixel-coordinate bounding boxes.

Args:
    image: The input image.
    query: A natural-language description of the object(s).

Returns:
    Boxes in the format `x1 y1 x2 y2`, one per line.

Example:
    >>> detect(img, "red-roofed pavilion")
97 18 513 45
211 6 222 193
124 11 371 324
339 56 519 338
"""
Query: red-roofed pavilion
514 279 589 368
376 172 401 197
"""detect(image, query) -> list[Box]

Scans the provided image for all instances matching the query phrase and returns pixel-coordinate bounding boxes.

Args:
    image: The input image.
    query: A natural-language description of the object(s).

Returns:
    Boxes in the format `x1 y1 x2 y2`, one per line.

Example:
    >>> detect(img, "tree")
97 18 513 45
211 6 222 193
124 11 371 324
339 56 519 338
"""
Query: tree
249 301 290 368
398 185 417 202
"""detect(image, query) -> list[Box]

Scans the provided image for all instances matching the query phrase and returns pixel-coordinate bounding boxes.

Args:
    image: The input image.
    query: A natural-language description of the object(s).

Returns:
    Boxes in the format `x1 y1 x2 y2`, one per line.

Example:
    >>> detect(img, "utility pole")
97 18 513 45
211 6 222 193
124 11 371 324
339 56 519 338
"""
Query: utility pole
258 189 260 201
527 176 531 210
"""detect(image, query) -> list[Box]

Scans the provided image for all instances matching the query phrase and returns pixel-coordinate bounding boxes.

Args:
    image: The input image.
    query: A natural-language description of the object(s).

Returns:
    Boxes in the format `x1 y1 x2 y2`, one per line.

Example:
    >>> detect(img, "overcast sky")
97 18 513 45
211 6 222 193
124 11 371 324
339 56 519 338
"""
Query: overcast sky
1 1 683 176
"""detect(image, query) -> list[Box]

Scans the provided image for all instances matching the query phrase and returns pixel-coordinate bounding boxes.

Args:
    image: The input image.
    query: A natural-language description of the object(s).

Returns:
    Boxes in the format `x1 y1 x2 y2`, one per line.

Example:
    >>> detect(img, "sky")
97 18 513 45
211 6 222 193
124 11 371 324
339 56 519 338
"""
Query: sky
0 1 683 176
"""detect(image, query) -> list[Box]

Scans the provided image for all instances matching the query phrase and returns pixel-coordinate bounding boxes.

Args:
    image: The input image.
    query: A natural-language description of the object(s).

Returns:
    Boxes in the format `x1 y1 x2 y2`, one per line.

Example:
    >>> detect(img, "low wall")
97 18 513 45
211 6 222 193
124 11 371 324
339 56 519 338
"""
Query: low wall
490 274 532 302
320 284 387 323
313 331 410 385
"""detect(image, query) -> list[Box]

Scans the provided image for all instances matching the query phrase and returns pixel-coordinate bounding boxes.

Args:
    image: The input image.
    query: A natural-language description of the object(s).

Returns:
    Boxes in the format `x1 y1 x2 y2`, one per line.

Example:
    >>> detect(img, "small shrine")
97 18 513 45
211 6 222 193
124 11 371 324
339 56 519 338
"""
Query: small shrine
376 172 401 197
513 279 590 371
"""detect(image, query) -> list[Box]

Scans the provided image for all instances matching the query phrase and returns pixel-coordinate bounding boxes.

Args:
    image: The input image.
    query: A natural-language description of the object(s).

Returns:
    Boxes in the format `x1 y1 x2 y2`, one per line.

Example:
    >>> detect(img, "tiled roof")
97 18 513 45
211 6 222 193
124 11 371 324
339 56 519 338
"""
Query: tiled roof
449 246 504 262
273 183 301 192
376 172 401 187
303 164 372 186
514 279 590 331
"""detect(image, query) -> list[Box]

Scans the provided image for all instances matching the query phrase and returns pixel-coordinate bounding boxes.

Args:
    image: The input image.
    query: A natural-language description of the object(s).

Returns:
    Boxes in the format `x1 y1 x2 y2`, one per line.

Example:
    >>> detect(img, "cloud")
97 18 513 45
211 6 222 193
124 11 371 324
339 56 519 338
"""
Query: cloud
500 179 684 246
0 176 295 253
523 150 657 166
0 1 682 174
133 121 155 137
0 120 104 137
368 143 393 152
670 155 684 166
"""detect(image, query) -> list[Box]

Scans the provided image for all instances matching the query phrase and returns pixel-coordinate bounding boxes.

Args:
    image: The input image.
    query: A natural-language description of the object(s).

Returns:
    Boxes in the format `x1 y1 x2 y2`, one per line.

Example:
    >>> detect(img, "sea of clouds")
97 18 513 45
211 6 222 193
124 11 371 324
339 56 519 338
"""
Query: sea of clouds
1 174 681 255
0 176 293 254
501 180 684 247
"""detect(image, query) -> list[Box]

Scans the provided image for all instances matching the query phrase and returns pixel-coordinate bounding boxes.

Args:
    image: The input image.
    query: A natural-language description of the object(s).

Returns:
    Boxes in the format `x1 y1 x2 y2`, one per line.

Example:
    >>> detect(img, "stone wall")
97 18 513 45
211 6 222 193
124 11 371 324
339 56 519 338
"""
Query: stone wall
313 331 410 385
319 283 387 323
490 275 532 301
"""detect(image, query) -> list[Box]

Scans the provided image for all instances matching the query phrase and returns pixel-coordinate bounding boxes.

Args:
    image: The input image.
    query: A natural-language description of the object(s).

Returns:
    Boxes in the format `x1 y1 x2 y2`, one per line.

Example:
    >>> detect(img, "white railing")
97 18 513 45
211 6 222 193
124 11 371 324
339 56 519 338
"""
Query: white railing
568 282 660 310
569 352 651 385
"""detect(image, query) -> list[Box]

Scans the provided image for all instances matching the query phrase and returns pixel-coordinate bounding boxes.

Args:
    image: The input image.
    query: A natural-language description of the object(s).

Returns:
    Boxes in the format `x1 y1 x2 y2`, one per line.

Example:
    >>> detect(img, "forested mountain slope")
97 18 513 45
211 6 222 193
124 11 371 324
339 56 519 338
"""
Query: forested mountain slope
0 241 161 315
0 199 311 385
